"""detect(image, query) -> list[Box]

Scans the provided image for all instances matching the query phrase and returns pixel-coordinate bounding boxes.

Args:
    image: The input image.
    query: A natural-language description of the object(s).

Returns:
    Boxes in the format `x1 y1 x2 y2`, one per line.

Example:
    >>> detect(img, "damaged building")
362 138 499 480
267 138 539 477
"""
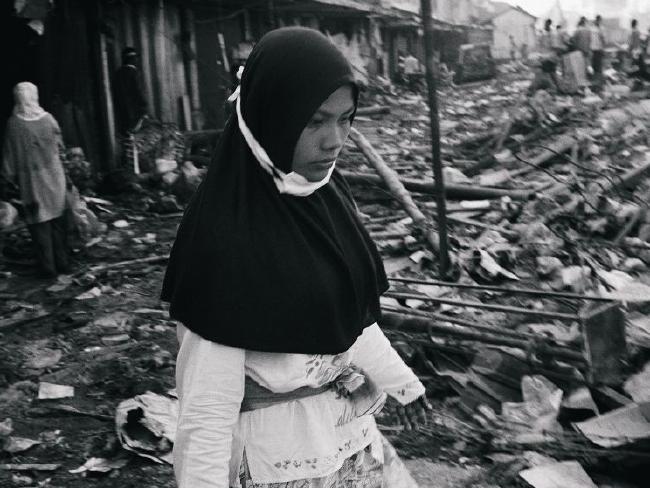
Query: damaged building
11 0 490 171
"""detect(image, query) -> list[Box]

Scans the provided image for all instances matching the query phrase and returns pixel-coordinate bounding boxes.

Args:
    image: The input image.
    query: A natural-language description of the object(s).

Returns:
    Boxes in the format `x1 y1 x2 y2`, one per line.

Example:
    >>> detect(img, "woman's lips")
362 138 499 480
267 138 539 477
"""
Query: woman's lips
312 159 335 167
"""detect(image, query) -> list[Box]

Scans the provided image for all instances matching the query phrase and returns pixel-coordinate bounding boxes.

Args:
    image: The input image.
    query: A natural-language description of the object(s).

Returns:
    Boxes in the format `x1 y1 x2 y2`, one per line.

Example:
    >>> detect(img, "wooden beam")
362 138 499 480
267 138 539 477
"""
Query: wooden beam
339 170 536 201
167 5 185 125
123 2 135 48
180 6 201 114
153 0 172 122
97 14 117 169
136 1 155 114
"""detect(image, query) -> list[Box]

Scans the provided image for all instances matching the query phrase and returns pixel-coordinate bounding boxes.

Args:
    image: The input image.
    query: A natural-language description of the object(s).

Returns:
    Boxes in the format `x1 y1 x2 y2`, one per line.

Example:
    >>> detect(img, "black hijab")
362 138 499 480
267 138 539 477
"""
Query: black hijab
161 27 388 354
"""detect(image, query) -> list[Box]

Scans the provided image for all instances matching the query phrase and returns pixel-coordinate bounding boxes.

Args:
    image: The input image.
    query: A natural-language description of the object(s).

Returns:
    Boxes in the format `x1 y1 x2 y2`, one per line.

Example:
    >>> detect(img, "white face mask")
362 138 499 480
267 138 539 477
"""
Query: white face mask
280 163 337 196
234 92 335 197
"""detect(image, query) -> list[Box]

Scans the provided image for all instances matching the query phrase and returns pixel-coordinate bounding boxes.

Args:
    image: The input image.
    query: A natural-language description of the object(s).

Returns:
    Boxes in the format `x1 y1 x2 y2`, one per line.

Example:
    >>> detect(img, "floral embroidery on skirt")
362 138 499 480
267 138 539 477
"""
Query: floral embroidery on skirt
238 436 418 488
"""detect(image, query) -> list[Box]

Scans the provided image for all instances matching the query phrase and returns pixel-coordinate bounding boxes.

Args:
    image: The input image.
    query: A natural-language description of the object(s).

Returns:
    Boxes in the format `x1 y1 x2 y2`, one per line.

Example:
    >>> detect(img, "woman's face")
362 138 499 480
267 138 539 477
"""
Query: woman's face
291 85 355 182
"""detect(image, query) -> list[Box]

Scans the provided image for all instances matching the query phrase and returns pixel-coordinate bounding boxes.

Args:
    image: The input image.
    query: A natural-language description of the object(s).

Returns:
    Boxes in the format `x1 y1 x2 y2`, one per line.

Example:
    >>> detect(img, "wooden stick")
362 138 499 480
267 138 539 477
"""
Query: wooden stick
382 303 534 340
0 464 61 472
446 214 519 240
387 276 611 301
384 290 580 320
380 310 585 363
348 127 440 252
339 170 535 201
87 254 168 274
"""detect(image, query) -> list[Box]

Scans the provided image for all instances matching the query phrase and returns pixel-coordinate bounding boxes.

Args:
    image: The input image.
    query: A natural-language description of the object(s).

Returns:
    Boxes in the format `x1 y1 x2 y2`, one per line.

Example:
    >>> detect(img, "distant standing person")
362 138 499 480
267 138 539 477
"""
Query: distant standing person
509 35 517 62
629 37 650 87
629 19 641 56
539 19 554 56
553 25 569 55
1 82 69 277
113 47 147 135
590 15 606 88
520 42 528 62
572 17 591 61
403 53 420 91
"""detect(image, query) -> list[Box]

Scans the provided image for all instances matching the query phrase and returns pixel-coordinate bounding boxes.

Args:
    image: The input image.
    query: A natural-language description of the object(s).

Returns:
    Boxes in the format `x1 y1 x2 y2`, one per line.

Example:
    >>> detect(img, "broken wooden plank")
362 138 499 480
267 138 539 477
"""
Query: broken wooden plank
86 255 169 274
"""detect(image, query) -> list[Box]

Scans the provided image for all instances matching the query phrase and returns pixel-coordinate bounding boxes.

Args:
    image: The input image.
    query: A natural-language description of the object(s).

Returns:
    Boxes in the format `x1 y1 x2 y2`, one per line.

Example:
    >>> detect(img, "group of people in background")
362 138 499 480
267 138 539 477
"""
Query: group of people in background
534 15 606 91
527 15 650 96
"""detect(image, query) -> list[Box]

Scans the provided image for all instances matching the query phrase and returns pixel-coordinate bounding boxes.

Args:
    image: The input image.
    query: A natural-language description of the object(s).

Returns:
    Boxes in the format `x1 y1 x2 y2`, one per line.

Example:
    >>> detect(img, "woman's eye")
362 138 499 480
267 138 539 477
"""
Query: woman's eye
308 118 324 127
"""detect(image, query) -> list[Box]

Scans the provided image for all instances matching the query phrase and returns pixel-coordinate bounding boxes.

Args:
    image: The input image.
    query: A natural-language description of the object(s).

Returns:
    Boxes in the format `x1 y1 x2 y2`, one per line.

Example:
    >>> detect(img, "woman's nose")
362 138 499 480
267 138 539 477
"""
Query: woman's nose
322 124 347 152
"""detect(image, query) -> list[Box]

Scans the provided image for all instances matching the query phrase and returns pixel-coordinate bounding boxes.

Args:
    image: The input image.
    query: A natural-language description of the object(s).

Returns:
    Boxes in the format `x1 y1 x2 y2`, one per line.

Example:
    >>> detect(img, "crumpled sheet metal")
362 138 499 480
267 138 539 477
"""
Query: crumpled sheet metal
115 391 178 464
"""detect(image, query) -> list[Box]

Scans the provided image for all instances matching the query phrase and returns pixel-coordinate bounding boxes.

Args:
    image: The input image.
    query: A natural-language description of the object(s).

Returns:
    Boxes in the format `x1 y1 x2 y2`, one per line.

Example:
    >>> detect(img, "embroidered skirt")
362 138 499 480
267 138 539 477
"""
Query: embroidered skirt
238 436 417 488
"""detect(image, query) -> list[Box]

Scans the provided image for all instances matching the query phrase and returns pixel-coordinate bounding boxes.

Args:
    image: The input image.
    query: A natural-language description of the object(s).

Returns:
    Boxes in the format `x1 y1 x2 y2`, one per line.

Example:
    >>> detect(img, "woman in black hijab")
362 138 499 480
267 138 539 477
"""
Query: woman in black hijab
164 28 428 488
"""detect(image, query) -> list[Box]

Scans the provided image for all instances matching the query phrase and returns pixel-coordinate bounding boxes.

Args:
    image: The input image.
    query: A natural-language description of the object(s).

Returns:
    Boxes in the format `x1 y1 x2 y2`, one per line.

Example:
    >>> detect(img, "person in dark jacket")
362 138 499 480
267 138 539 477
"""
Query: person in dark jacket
113 47 147 135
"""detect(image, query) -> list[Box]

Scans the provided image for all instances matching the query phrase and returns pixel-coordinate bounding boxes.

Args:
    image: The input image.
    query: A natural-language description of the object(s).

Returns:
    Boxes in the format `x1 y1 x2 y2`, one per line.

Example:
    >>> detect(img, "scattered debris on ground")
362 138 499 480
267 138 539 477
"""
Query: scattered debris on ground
1 64 649 487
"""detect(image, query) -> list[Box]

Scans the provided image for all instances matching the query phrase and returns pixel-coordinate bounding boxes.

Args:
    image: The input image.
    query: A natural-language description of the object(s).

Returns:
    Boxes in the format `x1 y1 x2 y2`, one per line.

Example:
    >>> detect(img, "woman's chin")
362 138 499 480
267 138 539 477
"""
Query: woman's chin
303 168 331 182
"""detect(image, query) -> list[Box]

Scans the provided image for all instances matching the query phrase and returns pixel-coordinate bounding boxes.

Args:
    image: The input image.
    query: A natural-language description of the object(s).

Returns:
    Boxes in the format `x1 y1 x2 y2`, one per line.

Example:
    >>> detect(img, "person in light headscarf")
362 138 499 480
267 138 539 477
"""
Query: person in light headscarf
1 82 69 277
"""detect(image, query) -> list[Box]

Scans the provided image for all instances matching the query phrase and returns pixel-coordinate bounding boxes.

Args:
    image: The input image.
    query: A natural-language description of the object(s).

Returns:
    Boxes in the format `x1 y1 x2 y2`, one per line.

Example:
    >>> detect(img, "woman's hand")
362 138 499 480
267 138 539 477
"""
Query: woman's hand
389 395 432 432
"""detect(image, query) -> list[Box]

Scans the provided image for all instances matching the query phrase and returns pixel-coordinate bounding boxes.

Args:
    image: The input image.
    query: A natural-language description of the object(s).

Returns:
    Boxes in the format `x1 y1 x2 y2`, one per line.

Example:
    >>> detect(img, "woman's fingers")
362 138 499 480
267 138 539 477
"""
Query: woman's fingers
392 396 431 431
397 405 413 431
420 396 433 411
415 404 428 426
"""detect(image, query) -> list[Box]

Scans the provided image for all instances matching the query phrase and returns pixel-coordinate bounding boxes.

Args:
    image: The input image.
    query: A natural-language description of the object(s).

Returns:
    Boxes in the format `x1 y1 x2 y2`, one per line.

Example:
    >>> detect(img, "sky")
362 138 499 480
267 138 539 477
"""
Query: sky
500 0 649 25
502 0 647 15
502 0 567 17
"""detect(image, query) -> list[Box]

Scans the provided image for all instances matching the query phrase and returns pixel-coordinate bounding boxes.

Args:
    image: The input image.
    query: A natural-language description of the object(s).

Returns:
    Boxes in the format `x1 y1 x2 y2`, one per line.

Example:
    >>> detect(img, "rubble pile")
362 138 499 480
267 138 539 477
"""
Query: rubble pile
0 68 649 487
335 71 650 487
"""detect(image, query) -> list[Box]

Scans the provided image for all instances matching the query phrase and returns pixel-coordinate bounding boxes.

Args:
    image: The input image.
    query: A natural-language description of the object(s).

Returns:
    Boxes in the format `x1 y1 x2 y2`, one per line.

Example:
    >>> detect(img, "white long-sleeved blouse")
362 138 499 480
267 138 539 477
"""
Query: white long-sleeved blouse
174 322 425 488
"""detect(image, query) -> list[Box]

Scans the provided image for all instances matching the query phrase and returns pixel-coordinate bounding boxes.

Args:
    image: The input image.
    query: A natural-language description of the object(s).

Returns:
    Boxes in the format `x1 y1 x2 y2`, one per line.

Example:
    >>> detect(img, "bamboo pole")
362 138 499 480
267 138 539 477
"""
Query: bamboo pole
348 127 440 253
